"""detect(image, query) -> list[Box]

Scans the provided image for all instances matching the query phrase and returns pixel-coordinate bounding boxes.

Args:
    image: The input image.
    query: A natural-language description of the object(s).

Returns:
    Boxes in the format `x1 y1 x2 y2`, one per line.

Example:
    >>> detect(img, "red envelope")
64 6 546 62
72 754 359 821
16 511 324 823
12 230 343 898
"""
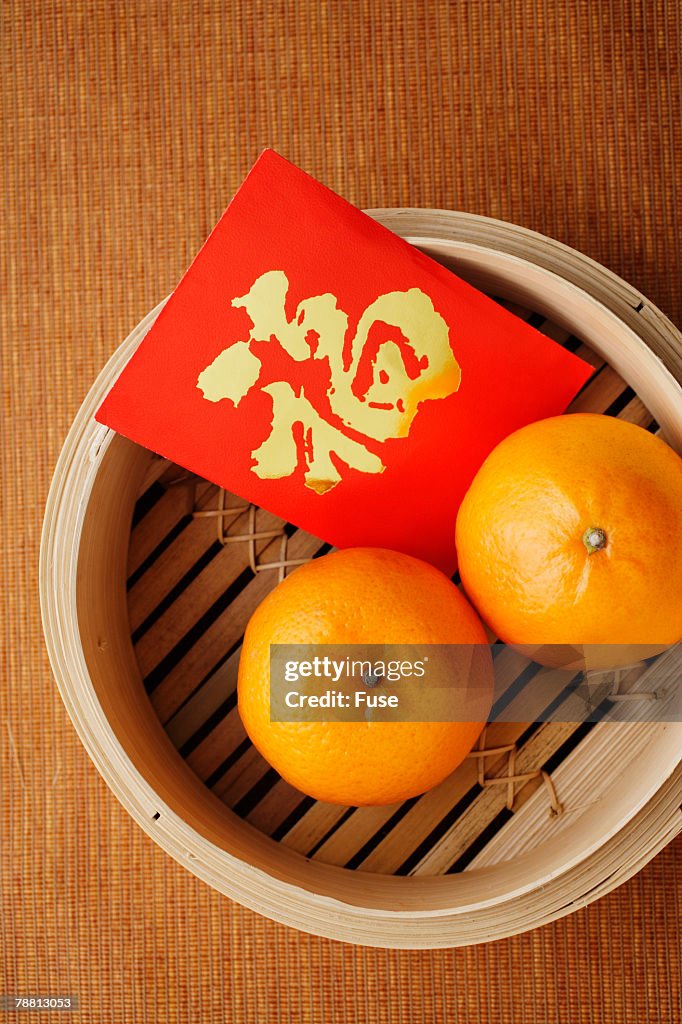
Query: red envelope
97 151 592 573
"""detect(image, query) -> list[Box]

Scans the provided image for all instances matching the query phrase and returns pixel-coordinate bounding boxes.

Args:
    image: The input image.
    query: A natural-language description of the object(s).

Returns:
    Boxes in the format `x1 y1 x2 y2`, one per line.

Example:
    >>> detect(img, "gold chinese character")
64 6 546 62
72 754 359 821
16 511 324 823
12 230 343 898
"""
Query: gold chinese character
197 270 461 493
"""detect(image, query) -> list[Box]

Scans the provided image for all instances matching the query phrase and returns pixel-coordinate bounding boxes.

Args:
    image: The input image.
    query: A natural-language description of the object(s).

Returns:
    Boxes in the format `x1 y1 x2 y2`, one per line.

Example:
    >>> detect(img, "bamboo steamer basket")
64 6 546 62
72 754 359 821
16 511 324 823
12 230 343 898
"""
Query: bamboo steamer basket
40 212 682 948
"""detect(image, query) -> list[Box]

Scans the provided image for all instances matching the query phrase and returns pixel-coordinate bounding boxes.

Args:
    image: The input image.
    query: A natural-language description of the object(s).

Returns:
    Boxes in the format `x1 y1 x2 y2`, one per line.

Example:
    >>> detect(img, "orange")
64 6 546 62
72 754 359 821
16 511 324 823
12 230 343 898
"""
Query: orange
456 413 682 668
238 548 493 806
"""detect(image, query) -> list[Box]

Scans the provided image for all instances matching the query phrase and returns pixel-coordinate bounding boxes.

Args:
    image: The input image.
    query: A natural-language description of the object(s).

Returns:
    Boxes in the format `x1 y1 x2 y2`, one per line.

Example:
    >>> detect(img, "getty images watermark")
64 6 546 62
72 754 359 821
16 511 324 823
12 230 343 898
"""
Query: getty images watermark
269 643 682 724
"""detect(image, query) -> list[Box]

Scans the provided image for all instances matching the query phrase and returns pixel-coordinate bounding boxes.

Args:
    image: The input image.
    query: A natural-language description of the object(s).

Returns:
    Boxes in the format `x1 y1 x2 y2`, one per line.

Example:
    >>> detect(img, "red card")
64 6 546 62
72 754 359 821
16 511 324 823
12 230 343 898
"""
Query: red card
97 151 592 573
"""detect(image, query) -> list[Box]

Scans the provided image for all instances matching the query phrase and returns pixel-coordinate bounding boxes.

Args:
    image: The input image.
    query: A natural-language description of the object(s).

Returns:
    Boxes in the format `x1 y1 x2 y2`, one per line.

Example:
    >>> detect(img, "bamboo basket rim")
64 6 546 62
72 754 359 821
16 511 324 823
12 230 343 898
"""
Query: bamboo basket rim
40 211 682 948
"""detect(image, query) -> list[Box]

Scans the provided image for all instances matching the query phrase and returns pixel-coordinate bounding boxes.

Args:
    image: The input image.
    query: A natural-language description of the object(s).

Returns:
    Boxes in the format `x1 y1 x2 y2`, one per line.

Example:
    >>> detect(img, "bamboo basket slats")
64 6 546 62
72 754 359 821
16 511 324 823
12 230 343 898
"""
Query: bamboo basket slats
489 644 544 694
133 515 278 678
408 721 581 876
404 658 676 874
470 727 661 872
469 648 682 869
184 701 246 781
303 723 553 875
127 481 225 631
346 769 505 873
184 694 261 787
161 672 588 874
470 722 679 872
243 779 314 835
306 784 460 870
528 320 572 344
617 395 655 428
565 343 603 369
129 489 290 623
275 799 355 855
310 801 415 868
354 722 554 874
127 476 207 576
493 662 596 723
164 647 241 750
138 455 174 494
299 721 539 870
567 364 635 415
144 530 327 723
40 213 682 947
211 747 277 808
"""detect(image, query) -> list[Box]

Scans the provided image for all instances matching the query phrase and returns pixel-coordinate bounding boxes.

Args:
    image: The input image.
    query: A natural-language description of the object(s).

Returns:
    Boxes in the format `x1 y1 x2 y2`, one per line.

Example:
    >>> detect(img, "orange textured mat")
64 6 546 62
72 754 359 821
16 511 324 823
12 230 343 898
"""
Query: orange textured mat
2 2 681 1021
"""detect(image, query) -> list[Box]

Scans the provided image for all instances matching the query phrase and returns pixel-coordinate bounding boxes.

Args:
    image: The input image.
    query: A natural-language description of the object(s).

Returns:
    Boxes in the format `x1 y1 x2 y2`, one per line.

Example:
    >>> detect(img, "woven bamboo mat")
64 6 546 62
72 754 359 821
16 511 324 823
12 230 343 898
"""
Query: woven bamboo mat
2 2 681 1021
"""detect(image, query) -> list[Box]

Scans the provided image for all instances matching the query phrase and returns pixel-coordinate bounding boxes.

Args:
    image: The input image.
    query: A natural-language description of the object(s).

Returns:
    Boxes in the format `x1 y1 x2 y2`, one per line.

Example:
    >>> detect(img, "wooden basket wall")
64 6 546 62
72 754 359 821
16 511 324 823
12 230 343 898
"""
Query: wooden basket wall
40 212 682 948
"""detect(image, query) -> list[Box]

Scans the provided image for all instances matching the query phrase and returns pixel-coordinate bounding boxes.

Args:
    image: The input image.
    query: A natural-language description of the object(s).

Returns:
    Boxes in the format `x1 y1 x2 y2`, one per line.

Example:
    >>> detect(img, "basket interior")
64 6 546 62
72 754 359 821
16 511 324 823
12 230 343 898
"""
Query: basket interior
123 294 669 878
